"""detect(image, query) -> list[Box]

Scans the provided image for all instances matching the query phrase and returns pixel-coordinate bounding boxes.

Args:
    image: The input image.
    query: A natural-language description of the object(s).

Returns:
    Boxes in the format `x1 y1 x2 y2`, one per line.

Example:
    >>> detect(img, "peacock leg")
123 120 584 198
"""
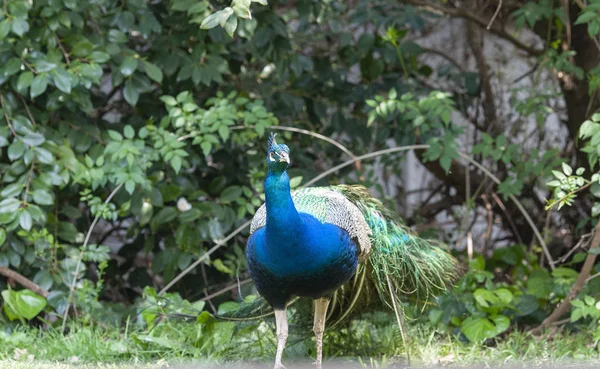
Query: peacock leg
313 297 330 369
274 309 288 369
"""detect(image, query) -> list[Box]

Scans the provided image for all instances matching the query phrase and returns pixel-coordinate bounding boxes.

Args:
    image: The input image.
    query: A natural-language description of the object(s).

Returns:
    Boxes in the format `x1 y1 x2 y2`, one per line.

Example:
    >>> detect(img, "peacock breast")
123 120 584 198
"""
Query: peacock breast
255 213 359 278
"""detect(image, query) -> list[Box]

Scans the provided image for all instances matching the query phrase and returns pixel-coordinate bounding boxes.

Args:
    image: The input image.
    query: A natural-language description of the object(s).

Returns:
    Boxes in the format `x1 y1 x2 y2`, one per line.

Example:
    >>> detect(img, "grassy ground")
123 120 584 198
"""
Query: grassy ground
0 314 599 368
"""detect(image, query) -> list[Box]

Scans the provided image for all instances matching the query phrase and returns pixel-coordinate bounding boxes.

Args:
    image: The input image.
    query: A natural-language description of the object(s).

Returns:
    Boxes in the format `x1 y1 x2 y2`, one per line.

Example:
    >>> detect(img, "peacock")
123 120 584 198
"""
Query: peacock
245 133 460 369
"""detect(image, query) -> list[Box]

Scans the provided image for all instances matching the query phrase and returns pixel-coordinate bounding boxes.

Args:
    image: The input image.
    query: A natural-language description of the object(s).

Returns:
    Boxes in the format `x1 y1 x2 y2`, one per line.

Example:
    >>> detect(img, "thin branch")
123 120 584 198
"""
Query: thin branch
239 126 360 168
22 155 36 206
200 278 252 301
552 232 592 266
419 47 466 73
20 59 36 75
159 221 252 295
486 0 502 30
404 0 544 56
467 21 499 133
0 93 16 136
562 0 571 51
61 183 123 332
200 263 217 312
0 267 49 298
491 192 523 245
587 271 600 283
56 36 71 66
19 95 37 125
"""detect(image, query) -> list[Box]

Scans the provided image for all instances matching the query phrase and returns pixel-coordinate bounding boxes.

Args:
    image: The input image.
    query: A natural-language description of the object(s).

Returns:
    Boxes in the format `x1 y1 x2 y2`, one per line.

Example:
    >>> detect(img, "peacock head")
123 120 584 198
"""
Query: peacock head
266 132 290 173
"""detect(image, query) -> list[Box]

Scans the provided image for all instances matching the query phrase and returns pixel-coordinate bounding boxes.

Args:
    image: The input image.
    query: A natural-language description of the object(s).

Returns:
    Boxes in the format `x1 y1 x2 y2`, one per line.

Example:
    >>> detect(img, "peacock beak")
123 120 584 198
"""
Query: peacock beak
279 152 290 164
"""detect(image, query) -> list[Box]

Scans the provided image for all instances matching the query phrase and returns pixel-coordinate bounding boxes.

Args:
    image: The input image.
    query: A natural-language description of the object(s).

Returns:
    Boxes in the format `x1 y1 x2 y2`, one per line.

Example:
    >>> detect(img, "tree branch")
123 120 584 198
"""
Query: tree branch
0 267 49 298
466 21 500 134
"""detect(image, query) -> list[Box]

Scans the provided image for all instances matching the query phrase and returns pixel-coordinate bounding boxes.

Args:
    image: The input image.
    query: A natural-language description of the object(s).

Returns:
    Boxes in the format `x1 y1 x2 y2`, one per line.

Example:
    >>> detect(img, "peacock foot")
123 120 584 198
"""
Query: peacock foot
273 363 287 369
313 361 322 369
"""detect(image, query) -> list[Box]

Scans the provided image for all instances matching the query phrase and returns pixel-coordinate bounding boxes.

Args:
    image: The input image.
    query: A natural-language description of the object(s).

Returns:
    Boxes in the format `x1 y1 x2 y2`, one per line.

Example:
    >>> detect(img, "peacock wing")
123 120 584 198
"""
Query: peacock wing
249 186 372 255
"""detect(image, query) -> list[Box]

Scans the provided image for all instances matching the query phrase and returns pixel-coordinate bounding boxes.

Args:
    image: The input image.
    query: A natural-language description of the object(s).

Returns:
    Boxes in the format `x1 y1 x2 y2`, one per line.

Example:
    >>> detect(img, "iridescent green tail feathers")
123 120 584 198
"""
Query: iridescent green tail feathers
336 185 461 310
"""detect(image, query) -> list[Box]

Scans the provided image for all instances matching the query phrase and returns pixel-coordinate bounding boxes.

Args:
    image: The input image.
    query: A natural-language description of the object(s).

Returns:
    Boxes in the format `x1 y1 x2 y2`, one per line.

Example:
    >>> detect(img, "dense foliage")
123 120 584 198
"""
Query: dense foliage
2 0 600 363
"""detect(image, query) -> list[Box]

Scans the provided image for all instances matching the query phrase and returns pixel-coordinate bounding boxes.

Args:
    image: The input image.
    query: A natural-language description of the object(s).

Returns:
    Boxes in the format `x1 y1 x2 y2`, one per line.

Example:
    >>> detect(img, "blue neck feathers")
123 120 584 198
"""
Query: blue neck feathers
264 170 301 240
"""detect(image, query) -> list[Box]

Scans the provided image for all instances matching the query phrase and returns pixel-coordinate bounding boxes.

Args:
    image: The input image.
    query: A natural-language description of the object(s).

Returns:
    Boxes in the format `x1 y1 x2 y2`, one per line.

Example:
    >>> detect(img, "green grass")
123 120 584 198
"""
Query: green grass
0 313 599 368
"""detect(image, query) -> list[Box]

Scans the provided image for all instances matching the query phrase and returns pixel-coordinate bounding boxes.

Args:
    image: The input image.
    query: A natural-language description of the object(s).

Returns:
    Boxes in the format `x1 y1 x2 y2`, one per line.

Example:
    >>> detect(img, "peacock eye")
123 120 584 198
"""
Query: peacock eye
269 152 275 161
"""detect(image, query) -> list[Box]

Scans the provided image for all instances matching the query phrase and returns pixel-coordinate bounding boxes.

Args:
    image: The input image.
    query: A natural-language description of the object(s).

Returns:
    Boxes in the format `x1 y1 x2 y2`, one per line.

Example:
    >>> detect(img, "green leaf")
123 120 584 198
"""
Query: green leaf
8 140 26 160
473 288 497 308
88 51 110 63
125 180 136 194
1 290 19 320
460 315 509 342
515 294 539 316
592 203 600 217
440 154 452 173
494 288 513 305
19 210 32 231
212 258 233 275
152 207 178 225
286 177 301 189
224 15 238 37
4 58 21 76
1 183 21 198
527 270 553 298
124 125 135 139
201 8 234 29
13 289 47 320
201 141 211 156
143 61 163 83
0 228 6 246
11 17 29 36
123 79 139 106
52 68 72 93
200 13 220 30
71 40 94 57
120 57 138 77
35 61 57 73
460 316 495 342
552 267 579 279
552 170 567 181
178 208 201 223
107 130 123 142
584 295 596 306
218 125 230 141
0 19 10 39
160 96 177 106
17 72 34 91
575 11 598 25
33 147 52 164
139 201 153 226
32 189 54 206
22 132 45 146
171 156 182 173
233 4 251 19
589 22 600 37
220 186 242 203
0 198 21 214
30 74 49 99
562 162 573 176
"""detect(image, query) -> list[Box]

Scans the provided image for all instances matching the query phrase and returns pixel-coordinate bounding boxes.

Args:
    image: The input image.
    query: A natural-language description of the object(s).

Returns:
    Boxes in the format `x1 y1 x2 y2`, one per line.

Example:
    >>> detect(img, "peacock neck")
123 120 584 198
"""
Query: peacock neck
264 170 302 239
